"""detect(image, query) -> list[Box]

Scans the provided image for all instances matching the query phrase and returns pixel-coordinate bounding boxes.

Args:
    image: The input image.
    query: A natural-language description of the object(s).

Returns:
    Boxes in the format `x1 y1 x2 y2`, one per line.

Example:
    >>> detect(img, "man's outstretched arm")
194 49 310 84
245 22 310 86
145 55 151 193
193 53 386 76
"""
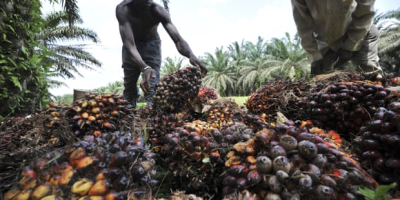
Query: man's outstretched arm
154 5 208 77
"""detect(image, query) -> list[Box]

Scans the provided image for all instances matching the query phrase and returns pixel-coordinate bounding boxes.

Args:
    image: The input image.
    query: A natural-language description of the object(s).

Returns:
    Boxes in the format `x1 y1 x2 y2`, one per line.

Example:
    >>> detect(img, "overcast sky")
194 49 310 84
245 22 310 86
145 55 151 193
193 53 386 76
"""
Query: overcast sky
42 0 400 96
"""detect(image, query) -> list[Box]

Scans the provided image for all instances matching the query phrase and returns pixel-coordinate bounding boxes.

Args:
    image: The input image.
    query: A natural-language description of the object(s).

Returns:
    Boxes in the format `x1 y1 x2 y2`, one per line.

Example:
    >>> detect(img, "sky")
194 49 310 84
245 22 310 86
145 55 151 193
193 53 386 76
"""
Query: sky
42 0 400 96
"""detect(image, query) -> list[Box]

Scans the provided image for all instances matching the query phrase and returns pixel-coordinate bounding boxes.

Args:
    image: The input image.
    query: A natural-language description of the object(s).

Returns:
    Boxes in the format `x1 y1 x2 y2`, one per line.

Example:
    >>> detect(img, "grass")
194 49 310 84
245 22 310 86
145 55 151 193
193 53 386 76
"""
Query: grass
136 96 250 109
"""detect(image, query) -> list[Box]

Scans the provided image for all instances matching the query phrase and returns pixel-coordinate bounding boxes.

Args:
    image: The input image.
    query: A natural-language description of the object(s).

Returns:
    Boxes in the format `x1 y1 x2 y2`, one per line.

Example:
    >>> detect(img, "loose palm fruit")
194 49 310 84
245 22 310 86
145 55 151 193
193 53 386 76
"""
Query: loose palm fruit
88 180 109 196
31 185 52 200
3 187 21 200
71 178 94 196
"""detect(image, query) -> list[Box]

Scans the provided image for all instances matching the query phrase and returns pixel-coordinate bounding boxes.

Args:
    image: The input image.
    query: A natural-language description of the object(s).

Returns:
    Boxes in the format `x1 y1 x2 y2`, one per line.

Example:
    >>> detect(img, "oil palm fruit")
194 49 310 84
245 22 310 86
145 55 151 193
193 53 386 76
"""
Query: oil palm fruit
31 185 52 200
353 101 400 186
152 66 202 115
220 120 377 199
3 187 21 200
88 180 109 196
71 178 94 196
40 195 63 200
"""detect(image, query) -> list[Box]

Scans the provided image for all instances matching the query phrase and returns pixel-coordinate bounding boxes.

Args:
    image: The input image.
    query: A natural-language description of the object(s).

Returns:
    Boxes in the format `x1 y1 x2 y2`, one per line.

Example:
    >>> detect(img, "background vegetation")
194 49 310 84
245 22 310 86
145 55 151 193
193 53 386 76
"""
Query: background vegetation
0 0 399 118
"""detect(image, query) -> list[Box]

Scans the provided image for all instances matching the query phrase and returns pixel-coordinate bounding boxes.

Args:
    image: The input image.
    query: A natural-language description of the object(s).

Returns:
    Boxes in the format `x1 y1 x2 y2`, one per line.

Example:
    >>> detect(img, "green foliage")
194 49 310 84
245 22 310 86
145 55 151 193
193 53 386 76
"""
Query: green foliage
0 0 51 118
359 183 397 200
53 94 73 105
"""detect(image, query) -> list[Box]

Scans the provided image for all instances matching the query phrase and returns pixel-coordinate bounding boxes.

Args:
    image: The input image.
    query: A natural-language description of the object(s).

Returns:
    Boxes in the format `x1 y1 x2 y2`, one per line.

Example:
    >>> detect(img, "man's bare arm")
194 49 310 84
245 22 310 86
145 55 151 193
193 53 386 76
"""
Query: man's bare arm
116 4 148 72
154 5 207 76
154 5 195 58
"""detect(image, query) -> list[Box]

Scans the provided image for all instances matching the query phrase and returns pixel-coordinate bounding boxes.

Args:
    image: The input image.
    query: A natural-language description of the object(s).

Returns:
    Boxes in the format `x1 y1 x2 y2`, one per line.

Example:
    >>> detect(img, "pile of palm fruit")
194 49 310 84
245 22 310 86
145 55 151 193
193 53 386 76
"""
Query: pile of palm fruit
189 86 220 114
246 77 398 141
64 93 140 138
221 120 377 199
353 101 400 185
3 131 157 200
152 66 202 114
2 68 400 200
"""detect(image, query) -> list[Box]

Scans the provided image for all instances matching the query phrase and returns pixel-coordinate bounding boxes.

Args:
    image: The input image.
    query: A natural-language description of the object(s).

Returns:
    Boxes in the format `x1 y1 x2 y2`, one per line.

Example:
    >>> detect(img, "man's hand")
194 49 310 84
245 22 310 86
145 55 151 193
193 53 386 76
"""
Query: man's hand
140 67 156 94
189 56 208 78
335 48 353 67
311 59 324 76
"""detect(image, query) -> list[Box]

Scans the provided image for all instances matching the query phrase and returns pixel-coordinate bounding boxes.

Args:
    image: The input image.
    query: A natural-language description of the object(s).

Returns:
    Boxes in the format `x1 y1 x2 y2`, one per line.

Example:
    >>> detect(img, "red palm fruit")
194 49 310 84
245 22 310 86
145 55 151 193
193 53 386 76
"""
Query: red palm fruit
222 175 238 188
112 175 129 192
246 170 261 185
109 151 128 168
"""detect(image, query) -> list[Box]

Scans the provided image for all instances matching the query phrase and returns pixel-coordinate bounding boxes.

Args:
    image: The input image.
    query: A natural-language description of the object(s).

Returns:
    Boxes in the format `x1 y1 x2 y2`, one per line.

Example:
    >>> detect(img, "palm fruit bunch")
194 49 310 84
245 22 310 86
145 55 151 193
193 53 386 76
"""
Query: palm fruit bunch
145 112 194 148
202 98 245 129
160 120 257 199
65 93 136 138
352 101 400 186
245 80 317 120
189 86 220 114
220 120 377 200
152 66 202 115
3 131 157 200
303 82 396 140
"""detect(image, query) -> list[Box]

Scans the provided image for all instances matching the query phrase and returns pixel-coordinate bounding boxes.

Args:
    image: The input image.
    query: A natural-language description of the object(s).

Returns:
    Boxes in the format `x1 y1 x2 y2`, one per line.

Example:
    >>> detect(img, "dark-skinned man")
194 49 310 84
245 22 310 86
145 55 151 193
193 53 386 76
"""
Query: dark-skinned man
291 0 383 79
116 0 207 108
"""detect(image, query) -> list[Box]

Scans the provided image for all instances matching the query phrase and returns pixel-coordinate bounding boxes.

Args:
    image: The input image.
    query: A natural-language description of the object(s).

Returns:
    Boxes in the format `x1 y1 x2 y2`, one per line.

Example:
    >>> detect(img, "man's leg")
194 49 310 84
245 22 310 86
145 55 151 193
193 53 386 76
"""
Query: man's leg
123 64 141 108
351 25 383 77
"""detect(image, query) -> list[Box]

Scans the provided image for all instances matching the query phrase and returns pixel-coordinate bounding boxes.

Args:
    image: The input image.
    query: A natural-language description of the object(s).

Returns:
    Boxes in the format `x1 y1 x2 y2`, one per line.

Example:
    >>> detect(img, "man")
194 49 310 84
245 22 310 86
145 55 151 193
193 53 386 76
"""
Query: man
291 0 383 78
116 0 207 108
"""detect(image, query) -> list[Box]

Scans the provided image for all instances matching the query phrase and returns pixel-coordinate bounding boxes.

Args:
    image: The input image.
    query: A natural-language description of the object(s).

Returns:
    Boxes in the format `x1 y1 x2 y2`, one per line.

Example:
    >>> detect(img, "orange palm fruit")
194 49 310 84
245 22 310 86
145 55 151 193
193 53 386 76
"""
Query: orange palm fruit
76 156 95 169
3 187 21 200
59 170 75 186
31 184 52 200
81 112 89 119
69 147 87 166
88 115 96 122
49 174 60 186
91 107 101 114
88 180 109 196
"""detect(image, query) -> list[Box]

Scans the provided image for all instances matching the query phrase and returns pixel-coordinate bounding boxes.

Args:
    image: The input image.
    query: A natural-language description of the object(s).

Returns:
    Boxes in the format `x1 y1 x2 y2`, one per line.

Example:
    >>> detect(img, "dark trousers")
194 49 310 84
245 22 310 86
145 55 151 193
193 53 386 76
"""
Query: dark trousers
122 40 161 108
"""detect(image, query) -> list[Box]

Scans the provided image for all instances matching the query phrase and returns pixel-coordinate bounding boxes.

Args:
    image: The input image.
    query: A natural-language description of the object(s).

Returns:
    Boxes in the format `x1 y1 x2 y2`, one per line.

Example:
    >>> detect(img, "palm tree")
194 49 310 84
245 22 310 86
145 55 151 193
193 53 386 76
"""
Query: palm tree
202 47 236 96
38 11 102 87
376 9 400 54
374 8 400 75
160 56 184 77
55 0 79 27
265 33 308 80
237 56 282 93
246 36 268 61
